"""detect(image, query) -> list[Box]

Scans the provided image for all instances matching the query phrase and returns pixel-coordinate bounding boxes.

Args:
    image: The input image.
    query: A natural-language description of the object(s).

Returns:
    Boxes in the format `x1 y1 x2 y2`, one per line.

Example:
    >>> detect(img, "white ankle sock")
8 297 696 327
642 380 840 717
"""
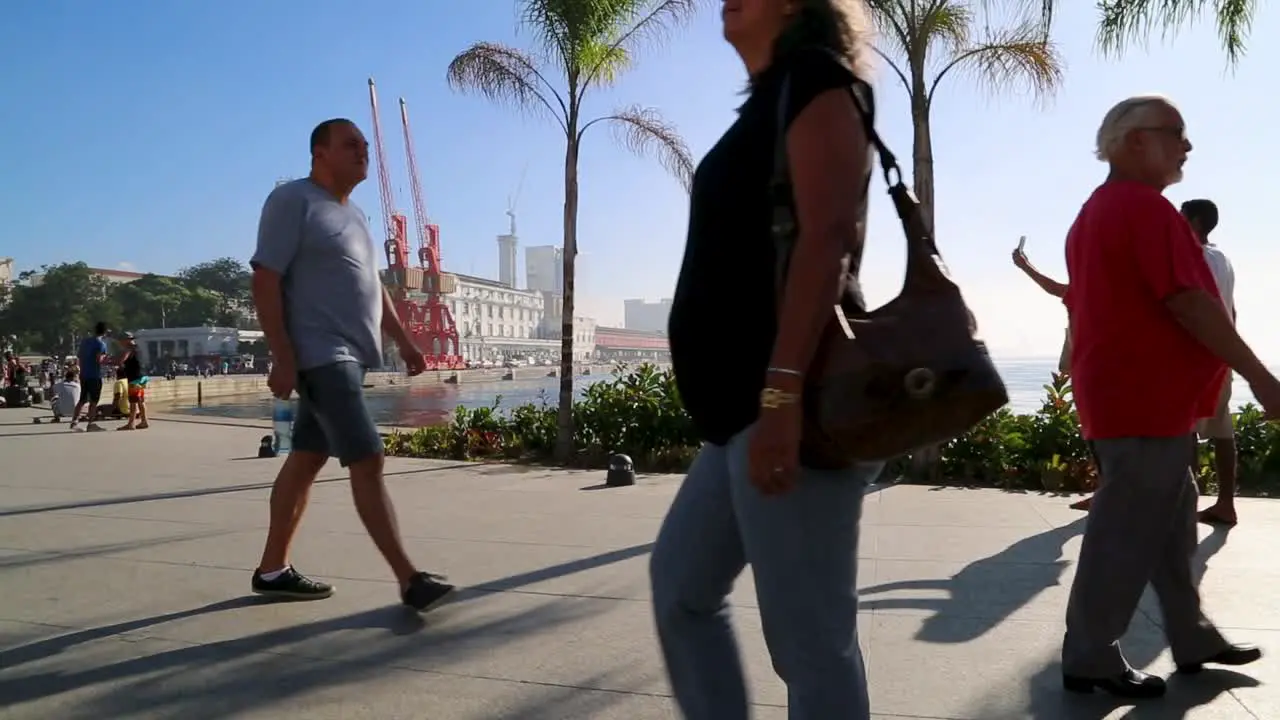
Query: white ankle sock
259 566 290 581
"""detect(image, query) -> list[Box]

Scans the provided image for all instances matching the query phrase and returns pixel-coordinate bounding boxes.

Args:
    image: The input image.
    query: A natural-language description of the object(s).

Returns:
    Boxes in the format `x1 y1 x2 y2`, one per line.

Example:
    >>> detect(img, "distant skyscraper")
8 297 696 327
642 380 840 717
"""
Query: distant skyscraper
624 298 673 334
526 246 563 294
497 233 518 288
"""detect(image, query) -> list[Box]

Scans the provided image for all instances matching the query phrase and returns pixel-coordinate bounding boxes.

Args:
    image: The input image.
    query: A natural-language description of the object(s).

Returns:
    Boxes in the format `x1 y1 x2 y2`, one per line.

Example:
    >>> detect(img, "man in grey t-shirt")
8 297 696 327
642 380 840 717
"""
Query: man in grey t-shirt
248 118 453 612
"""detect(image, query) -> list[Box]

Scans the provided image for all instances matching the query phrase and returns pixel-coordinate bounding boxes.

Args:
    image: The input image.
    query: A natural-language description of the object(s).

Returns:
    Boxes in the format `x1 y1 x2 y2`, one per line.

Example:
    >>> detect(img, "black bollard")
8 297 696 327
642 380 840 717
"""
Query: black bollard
258 435 277 458
606 453 636 487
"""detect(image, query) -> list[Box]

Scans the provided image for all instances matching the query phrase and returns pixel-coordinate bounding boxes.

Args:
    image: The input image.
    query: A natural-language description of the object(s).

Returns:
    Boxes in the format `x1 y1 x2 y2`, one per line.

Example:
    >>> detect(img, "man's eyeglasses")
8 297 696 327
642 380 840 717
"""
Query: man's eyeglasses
1137 125 1188 143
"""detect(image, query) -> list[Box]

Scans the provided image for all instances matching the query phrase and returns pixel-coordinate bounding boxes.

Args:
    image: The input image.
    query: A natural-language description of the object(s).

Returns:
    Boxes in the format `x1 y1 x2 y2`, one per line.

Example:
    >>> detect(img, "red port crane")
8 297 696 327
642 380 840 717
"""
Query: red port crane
399 96 462 367
366 78 463 370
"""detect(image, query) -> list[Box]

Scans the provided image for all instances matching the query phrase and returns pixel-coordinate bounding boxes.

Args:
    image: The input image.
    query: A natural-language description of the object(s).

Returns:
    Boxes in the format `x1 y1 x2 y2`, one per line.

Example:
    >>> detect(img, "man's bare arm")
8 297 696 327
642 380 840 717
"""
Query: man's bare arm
380 287 416 349
1018 263 1068 298
251 267 295 365
1167 290 1267 382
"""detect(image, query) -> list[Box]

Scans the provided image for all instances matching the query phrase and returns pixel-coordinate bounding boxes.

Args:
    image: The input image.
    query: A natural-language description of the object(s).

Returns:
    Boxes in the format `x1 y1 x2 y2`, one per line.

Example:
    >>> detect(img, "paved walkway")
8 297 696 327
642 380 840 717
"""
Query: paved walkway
0 408 1277 719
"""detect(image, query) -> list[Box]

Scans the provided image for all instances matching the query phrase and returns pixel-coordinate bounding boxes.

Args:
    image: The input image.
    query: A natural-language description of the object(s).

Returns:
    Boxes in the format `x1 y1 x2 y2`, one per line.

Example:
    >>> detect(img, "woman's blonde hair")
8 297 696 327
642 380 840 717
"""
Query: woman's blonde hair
773 0 876 79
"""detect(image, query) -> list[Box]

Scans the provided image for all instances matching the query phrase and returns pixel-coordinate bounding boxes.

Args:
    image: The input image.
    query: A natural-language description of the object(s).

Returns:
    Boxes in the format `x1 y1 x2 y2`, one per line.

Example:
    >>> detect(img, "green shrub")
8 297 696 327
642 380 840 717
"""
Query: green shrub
383 364 1280 496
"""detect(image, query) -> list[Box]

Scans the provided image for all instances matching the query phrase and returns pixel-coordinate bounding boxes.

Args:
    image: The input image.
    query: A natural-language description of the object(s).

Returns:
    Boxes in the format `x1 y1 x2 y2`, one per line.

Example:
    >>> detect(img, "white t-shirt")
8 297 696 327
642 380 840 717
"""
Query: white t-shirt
1202 243 1235 320
53 380 80 414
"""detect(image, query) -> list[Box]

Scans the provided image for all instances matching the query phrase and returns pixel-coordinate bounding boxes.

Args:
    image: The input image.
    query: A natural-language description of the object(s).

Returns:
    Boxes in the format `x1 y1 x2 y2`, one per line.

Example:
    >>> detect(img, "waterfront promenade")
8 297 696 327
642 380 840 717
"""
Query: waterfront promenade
2 410 1279 718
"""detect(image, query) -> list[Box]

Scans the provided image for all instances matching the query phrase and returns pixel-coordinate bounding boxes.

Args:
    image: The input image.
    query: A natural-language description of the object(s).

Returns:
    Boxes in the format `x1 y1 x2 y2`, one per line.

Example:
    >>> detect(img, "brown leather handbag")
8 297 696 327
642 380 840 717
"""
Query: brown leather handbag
771 74 1008 466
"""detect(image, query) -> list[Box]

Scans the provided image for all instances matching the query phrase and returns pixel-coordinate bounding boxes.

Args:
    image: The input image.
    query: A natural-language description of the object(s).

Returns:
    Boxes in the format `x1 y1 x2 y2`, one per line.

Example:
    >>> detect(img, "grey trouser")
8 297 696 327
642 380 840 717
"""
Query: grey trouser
649 426 881 719
1062 434 1227 676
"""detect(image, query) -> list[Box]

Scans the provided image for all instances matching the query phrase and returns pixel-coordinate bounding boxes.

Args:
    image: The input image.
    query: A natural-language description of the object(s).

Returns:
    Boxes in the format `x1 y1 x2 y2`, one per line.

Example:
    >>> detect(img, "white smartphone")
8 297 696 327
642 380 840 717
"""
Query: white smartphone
1016 236 1026 252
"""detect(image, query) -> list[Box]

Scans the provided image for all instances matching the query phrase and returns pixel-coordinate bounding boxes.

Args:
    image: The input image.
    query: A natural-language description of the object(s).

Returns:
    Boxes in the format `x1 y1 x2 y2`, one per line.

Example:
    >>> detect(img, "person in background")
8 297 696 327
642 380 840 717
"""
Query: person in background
248 117 451 612
117 332 149 430
52 369 81 423
1179 199 1239 526
1012 245 1095 512
1060 94 1273 700
650 0 881 716
71 321 110 432
2 352 15 388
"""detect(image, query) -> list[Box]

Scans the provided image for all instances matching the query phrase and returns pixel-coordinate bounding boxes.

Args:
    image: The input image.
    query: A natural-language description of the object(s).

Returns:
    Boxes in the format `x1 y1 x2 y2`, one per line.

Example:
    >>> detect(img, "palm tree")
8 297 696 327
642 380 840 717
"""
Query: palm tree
1094 0 1258 64
447 0 698 461
868 0 1061 476
868 0 1064 230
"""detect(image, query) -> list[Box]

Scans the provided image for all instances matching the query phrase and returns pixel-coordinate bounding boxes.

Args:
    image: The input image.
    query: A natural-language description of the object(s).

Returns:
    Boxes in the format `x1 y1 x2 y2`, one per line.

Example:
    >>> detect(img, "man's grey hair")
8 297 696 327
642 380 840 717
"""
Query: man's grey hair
1094 95 1177 162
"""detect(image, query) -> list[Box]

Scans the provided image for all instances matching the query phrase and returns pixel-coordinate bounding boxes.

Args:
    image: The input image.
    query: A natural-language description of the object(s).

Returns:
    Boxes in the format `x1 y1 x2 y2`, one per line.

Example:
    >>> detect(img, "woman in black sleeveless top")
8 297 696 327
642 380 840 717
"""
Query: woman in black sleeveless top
650 1 881 717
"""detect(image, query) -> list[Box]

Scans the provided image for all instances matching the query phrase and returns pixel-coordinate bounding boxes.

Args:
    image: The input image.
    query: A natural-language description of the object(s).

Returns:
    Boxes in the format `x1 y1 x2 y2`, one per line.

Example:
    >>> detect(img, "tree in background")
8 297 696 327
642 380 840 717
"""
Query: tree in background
869 0 1063 229
111 274 220 330
1093 0 1258 64
447 0 699 460
177 257 251 326
0 261 246 359
0 263 114 359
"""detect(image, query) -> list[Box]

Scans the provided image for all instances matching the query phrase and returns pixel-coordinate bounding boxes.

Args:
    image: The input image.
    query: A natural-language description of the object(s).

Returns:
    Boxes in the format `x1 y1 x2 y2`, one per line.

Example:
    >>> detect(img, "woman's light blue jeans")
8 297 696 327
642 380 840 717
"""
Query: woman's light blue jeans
650 425 880 719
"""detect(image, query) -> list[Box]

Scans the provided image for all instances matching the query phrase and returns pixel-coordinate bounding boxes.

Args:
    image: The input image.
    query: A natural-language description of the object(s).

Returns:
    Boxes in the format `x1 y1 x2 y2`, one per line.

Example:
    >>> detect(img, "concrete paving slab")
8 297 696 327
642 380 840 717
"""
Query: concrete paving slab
1 408 1277 718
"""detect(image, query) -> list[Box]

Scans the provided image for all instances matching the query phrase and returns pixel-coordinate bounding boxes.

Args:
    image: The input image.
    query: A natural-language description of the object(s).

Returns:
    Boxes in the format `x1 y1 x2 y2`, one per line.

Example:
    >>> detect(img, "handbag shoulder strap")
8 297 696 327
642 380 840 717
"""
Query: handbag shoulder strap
770 74 899 192
770 63 941 300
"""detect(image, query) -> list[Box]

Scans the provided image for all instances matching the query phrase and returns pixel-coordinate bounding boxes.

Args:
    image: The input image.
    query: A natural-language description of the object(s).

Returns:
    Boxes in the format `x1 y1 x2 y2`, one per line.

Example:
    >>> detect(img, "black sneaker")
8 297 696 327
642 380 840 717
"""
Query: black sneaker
251 567 334 600
402 572 455 612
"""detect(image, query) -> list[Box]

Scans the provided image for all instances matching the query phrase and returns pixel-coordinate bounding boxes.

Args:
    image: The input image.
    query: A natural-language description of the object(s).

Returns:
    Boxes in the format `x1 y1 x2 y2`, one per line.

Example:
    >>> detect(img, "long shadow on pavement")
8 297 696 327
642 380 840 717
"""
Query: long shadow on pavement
859 517 1088 644
0 464 474 518
961 525 1247 718
0 530 239 571
0 541 657 718
859 520 1233 676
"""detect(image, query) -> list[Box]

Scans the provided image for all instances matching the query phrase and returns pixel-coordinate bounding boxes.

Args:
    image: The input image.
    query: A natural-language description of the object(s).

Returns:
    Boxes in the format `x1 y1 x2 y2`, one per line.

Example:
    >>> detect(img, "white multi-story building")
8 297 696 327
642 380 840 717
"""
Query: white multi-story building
525 245 563 294
444 274 596 363
624 298 673 335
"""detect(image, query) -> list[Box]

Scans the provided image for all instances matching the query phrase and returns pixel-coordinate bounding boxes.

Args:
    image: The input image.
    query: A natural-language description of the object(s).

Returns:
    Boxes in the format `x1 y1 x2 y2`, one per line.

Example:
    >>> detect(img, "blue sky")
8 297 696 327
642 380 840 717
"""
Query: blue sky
2 1 1277 358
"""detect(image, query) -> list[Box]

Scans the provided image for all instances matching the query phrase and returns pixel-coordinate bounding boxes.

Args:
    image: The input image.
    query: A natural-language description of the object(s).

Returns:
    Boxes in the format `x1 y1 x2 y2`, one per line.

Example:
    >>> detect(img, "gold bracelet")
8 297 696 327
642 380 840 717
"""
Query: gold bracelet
760 387 800 409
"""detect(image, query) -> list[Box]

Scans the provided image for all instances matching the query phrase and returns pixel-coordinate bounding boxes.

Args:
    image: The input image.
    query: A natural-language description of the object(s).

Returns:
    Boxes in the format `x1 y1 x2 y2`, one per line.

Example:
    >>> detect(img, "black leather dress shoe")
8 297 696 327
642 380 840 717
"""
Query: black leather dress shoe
1063 668 1166 698
1176 644 1263 674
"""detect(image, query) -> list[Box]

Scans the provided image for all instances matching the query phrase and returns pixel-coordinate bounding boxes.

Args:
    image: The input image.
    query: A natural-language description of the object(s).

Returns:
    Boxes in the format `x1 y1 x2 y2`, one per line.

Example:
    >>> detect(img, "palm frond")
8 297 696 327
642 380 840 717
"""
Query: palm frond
520 0 575 71
977 0 1056 36
921 2 974 57
583 105 695 191
446 42 569 132
1095 0 1256 66
872 47 913 97
582 0 704 91
866 0 919 61
928 20 1064 109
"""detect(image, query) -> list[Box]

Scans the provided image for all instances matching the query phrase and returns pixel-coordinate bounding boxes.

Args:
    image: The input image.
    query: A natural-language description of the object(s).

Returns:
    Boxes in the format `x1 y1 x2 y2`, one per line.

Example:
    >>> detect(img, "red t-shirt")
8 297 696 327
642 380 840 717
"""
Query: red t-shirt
1064 181 1227 439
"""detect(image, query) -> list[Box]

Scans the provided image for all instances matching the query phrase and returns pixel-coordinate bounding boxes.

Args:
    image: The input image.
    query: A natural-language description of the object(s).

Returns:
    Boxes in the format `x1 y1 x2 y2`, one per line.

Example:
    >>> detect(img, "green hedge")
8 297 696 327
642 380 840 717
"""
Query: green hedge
383 363 1280 496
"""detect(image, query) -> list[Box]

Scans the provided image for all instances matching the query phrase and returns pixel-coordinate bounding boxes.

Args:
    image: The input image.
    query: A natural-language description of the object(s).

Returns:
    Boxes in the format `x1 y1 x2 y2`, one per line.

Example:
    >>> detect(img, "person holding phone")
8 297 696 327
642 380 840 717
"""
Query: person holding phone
1012 239 1095 511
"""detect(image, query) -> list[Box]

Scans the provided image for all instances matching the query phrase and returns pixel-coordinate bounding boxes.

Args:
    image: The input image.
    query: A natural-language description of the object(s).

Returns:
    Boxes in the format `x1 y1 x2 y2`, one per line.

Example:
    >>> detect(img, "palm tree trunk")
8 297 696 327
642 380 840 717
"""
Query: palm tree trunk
908 80 941 481
554 135 581 462
909 91 936 232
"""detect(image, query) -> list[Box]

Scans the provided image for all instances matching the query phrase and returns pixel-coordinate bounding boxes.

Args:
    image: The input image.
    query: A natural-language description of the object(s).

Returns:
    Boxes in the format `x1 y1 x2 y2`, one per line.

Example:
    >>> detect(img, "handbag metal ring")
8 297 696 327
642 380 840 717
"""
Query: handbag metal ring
904 368 936 399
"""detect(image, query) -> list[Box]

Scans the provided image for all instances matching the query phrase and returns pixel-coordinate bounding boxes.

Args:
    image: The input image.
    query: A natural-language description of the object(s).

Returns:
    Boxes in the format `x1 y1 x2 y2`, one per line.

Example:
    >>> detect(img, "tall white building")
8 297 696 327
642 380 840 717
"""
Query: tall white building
624 298 673 335
497 234 518 288
525 245 563 294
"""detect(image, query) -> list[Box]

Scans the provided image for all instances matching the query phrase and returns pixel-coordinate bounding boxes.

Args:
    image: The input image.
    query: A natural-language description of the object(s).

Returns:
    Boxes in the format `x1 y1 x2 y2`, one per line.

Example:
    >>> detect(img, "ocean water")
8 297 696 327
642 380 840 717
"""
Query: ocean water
169 358 1262 427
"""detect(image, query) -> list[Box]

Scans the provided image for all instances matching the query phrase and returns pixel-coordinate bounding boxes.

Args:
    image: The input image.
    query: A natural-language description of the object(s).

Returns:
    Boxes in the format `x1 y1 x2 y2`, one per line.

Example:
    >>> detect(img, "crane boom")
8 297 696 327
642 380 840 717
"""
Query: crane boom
367 78 409 273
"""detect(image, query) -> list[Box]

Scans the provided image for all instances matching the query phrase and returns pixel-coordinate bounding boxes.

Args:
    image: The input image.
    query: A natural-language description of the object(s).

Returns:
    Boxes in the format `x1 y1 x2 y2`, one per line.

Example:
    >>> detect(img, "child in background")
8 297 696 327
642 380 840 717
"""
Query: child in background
52 369 81 423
